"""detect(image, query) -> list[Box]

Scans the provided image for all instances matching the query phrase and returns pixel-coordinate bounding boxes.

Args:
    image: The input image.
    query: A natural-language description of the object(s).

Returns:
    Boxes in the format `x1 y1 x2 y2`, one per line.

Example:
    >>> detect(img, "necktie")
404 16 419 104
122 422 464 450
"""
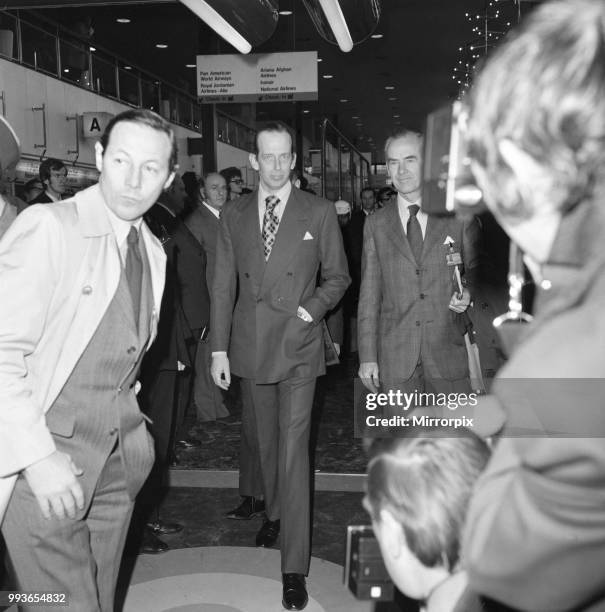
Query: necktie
262 195 280 260
125 225 143 326
407 204 423 263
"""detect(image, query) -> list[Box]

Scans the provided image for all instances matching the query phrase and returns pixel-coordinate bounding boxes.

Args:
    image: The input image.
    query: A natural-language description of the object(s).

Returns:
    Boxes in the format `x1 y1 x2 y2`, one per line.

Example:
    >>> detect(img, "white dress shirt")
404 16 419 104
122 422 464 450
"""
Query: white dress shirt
257 181 292 230
397 193 428 238
202 201 221 219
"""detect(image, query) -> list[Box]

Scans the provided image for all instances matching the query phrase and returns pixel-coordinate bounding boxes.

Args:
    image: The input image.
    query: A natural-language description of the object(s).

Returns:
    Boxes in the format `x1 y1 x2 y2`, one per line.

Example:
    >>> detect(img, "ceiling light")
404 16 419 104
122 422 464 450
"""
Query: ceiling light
388 96 397 101
124 66 132 70
352 115 359 119
371 33 383 39
178 0 253 54
279 10 293 15
116 18 131 24
156 44 168 49
323 74 334 79
317 0 354 52
317 57 323 62
384 85 395 90
393 114 400 118
89 46 96 52
303 109 310 114
186 63 196 68
339 98 348 102
63 68 69 73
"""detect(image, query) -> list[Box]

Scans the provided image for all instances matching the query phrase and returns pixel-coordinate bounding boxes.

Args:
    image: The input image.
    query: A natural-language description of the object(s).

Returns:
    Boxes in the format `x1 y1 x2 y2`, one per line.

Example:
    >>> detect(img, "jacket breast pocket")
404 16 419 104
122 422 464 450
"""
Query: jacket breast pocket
45 401 76 438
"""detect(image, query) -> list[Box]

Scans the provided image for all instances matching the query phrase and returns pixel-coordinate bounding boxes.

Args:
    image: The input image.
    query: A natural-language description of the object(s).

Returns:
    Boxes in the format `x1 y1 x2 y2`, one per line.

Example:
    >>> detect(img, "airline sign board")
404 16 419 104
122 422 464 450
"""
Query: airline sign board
196 51 318 104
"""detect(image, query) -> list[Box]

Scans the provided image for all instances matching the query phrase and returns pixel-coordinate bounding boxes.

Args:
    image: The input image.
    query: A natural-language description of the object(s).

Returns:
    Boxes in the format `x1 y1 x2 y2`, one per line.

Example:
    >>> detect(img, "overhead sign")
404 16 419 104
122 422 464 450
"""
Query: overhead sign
82 112 114 138
196 51 318 104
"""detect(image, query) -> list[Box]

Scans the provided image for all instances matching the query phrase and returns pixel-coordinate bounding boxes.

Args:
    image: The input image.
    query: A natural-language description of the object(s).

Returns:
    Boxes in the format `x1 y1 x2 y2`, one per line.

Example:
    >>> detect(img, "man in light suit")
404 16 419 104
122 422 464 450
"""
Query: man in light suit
358 130 480 406
211 122 350 611
0 108 174 611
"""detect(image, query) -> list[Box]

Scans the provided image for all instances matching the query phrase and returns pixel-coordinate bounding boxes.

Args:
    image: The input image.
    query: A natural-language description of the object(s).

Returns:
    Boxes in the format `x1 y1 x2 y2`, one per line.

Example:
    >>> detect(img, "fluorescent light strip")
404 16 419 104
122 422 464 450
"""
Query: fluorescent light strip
178 0 252 54
317 0 354 53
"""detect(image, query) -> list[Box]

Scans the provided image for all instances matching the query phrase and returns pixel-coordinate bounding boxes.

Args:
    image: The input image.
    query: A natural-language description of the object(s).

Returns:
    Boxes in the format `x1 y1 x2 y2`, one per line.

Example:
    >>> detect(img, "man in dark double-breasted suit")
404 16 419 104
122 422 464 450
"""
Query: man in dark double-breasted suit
358 130 480 402
211 122 350 611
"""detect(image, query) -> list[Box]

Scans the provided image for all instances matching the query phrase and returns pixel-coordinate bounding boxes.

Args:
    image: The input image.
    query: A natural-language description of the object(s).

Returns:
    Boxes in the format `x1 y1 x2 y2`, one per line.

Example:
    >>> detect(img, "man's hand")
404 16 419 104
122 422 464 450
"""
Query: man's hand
24 451 84 520
359 362 380 393
211 353 231 390
449 287 471 313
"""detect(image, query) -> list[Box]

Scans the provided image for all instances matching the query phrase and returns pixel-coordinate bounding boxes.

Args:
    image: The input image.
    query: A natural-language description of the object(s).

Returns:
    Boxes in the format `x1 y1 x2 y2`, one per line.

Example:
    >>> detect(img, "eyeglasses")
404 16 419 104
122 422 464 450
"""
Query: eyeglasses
230 178 243 185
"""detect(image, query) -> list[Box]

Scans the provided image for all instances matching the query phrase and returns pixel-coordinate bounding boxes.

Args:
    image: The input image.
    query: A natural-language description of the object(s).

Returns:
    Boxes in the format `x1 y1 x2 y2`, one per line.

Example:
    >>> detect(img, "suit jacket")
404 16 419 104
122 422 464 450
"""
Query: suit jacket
143 203 209 371
460 193 605 612
357 201 480 382
0 185 166 519
211 188 350 383
29 191 54 205
185 201 219 290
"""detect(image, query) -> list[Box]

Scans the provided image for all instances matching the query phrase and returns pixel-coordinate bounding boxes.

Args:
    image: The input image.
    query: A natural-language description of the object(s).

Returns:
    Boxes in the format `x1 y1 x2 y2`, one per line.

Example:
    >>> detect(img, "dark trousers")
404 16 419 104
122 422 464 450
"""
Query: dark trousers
240 376 316 574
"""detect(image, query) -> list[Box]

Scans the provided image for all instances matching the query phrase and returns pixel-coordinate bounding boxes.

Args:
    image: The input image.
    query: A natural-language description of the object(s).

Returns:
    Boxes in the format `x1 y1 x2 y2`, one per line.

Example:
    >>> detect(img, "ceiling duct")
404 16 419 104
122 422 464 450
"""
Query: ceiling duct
178 0 278 54
302 0 381 53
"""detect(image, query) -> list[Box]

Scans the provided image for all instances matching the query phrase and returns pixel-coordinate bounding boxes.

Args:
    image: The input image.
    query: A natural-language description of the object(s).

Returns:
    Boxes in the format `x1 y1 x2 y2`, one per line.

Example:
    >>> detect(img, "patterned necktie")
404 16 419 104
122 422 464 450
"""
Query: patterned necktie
407 204 423 263
125 226 143 326
262 195 280 260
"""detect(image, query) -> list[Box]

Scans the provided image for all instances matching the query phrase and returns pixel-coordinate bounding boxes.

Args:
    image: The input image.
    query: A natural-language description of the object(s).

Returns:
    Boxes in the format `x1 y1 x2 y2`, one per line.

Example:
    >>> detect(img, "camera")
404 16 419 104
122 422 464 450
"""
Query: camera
422 101 484 216
344 525 394 601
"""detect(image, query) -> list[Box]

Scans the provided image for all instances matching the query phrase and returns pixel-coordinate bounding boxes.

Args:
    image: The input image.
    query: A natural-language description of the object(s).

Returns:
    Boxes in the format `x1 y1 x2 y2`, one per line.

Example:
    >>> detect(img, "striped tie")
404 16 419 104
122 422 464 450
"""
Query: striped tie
262 195 280 260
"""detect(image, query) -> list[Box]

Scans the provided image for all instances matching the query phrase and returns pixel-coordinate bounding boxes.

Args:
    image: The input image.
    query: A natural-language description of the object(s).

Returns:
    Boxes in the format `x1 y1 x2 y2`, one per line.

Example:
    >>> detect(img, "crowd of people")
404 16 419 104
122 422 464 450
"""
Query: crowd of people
0 0 604 610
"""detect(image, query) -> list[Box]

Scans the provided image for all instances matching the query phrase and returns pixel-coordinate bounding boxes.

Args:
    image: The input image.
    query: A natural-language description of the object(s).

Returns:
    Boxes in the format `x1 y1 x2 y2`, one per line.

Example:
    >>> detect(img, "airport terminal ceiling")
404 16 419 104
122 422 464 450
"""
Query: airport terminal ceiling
16 0 540 162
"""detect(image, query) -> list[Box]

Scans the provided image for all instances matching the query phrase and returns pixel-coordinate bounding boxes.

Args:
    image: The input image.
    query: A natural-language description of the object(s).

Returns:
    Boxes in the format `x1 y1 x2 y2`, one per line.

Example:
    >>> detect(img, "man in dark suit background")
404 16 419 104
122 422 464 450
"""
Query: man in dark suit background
358 130 480 403
137 173 210 552
184 172 231 423
211 122 350 610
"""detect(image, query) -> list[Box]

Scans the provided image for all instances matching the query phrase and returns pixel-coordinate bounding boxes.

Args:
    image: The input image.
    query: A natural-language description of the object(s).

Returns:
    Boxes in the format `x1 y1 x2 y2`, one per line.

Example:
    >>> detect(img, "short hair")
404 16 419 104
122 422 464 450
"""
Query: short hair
467 0 605 219
219 166 242 184
384 130 423 159
377 186 395 202
254 121 293 155
99 108 178 172
38 158 66 183
366 429 490 571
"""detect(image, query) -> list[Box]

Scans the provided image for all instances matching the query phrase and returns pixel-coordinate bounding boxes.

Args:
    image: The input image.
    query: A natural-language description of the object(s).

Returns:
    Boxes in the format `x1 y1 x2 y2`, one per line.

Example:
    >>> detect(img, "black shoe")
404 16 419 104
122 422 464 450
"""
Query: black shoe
282 573 308 610
255 518 280 548
141 529 169 554
146 519 183 535
225 496 265 520
175 438 201 450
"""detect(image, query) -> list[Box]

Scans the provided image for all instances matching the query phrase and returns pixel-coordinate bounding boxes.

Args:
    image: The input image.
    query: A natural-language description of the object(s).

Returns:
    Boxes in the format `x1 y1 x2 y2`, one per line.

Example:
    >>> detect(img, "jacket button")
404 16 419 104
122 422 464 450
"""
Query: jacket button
82 285 92 295
256 297 262 303
415 321 421 326
415 270 420 276
244 272 250 278
419 293 425 299
109 428 118 436
127 346 136 354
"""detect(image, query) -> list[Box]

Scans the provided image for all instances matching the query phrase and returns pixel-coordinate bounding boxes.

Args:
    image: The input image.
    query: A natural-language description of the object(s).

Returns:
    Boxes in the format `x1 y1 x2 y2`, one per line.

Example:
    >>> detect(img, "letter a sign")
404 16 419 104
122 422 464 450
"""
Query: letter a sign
82 112 114 138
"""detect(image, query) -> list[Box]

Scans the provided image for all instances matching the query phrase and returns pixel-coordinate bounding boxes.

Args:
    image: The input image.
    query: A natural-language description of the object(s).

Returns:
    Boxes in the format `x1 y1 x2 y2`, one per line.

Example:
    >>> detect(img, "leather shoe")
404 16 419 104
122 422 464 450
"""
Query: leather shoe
175 438 201 450
141 529 168 554
146 519 183 535
225 496 265 520
255 518 280 548
282 573 308 610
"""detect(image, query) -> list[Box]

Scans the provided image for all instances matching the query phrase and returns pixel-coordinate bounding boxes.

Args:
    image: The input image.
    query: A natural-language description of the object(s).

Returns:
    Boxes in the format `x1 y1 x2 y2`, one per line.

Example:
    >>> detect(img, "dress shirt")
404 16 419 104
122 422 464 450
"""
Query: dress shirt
257 181 292 230
103 201 143 265
202 201 220 219
44 190 61 203
397 193 428 238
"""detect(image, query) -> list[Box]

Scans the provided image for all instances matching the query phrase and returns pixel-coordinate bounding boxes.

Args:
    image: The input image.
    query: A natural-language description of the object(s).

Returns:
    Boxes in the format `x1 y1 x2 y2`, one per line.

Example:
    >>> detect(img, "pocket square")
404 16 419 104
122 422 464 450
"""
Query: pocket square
303 231 314 240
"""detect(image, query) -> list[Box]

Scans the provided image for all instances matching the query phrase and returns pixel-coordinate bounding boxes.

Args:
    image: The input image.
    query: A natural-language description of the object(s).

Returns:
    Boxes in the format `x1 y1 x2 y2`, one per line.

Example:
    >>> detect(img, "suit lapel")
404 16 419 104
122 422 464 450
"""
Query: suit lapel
260 189 309 292
238 193 265 281
383 202 416 263
421 214 446 261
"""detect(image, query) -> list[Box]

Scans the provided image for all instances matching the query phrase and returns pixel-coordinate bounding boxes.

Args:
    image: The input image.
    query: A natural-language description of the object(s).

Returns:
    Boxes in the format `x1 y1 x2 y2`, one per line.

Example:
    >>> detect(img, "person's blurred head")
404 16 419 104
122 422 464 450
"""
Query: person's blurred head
220 166 244 199
39 158 68 198
181 171 199 203
466 0 605 264
250 122 296 193
161 172 187 216
23 178 44 202
384 131 423 203
364 430 490 600
334 199 351 227
201 172 227 211
360 187 376 213
377 186 396 207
